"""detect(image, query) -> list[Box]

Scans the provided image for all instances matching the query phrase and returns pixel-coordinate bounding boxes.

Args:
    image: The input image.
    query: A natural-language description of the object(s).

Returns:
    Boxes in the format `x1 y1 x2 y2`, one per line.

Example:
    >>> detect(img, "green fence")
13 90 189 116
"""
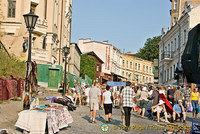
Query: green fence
66 73 92 88
37 64 62 88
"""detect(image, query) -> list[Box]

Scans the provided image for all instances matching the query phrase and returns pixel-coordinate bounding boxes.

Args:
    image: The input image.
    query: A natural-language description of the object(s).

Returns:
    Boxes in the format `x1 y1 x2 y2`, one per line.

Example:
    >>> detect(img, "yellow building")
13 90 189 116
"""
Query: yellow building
121 52 154 84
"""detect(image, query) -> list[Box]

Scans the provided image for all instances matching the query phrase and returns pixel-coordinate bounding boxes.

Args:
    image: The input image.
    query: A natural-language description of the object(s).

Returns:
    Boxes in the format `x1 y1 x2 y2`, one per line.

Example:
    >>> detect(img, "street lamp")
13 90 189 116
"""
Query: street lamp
62 46 70 95
23 11 38 109
23 11 38 62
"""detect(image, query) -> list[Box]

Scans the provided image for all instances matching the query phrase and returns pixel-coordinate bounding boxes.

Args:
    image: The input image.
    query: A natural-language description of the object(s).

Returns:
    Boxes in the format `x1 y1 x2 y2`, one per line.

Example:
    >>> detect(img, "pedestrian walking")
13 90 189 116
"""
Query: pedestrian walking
101 85 113 123
121 81 135 132
189 87 200 118
167 86 175 106
85 85 90 106
88 82 101 123
137 87 149 118
73 84 82 106
174 87 183 104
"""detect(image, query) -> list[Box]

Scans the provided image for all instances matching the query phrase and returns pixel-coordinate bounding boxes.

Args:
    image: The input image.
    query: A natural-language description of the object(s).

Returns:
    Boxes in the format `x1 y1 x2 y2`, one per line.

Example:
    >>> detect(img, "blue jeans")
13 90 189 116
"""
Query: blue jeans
191 100 199 114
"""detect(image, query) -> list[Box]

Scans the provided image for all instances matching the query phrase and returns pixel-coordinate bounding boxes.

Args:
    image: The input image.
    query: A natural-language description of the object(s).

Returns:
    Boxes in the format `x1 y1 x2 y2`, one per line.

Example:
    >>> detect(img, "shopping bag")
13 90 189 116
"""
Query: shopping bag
188 105 193 112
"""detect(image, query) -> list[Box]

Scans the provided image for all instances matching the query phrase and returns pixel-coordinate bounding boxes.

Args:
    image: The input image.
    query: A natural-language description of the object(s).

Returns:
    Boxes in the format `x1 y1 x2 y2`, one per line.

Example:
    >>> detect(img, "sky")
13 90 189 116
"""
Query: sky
71 0 171 54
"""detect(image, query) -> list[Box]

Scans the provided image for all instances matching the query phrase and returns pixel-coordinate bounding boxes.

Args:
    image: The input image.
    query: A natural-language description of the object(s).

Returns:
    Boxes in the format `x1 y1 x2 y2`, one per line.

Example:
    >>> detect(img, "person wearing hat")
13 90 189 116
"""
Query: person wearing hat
172 100 186 123
151 100 169 123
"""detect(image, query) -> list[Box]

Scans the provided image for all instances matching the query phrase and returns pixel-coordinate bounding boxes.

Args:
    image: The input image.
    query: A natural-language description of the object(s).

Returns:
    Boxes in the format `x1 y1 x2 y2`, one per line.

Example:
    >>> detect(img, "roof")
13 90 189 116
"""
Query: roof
82 51 104 63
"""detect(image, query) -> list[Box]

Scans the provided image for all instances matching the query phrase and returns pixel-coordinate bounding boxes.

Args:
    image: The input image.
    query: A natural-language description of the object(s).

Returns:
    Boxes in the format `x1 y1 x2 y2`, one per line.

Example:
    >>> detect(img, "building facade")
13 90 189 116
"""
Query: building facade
82 51 104 84
0 0 72 65
170 0 200 27
159 3 200 85
78 39 122 83
68 43 81 77
121 52 154 84
0 0 73 88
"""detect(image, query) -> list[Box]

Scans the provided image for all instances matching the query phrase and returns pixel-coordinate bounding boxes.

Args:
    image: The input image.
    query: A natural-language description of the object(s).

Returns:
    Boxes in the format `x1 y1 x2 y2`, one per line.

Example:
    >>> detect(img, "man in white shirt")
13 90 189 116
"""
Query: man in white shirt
89 82 101 123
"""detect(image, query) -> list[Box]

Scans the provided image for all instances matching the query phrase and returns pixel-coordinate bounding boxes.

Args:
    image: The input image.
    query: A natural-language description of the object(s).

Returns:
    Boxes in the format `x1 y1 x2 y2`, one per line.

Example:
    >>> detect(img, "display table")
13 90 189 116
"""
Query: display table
15 106 73 134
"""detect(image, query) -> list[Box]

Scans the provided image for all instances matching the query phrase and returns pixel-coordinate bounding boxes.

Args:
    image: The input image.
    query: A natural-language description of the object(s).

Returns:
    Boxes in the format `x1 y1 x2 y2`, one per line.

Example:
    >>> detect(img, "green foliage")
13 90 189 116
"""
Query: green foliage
0 49 26 78
136 36 161 62
80 55 96 81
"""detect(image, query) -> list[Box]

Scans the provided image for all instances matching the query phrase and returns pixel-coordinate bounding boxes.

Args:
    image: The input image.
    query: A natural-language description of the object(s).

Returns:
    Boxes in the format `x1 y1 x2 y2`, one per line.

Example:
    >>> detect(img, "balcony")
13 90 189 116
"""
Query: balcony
32 47 50 64
33 18 47 35
161 51 173 62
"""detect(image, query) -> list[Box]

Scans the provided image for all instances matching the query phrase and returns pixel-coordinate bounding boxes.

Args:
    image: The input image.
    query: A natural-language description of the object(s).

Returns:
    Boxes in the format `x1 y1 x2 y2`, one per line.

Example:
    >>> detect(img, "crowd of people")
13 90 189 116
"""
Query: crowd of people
68 81 200 132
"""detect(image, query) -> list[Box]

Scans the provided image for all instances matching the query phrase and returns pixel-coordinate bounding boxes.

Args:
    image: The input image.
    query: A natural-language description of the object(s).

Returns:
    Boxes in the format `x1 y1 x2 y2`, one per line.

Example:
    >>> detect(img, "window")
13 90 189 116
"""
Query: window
146 66 148 73
171 41 173 52
126 72 128 79
143 76 145 82
130 62 132 69
149 78 151 83
122 71 125 76
126 61 128 68
42 36 46 49
8 0 16 18
174 38 176 50
96 65 99 72
184 29 187 44
173 65 176 78
129 73 132 80
135 63 137 70
170 67 172 80
174 0 177 9
167 69 169 81
54 0 59 26
123 59 125 67
174 17 176 25
146 77 148 83
138 64 140 71
143 65 145 72
150 67 152 73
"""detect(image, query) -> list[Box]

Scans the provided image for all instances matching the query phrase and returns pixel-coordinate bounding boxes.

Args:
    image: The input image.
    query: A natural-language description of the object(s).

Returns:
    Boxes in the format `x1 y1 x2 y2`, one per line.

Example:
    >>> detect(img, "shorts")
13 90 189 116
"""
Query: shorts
73 92 81 98
139 99 148 109
104 104 112 115
90 102 99 111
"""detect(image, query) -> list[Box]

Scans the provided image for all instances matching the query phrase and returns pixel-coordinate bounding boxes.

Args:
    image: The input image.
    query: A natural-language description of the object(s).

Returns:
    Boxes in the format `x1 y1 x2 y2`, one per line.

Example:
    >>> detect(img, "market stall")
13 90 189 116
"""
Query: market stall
15 105 73 134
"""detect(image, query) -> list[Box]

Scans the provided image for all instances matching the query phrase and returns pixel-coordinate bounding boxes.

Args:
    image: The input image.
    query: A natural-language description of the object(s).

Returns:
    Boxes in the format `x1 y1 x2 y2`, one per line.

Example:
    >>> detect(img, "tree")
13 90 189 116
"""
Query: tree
80 54 96 81
136 36 161 62
0 49 26 79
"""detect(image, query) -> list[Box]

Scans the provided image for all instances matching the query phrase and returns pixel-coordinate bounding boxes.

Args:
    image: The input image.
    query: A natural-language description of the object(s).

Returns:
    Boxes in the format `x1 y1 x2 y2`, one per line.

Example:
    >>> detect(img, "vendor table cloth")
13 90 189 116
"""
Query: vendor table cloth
15 107 73 134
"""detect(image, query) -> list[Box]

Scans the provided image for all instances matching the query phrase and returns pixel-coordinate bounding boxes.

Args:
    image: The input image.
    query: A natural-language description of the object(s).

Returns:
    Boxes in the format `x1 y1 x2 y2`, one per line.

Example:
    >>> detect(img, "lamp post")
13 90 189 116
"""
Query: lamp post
23 11 38 63
23 11 38 109
62 46 70 95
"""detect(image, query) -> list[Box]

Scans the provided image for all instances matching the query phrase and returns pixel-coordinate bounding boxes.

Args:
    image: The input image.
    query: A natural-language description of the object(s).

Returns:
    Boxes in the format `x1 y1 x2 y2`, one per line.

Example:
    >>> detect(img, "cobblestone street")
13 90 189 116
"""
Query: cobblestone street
59 105 194 134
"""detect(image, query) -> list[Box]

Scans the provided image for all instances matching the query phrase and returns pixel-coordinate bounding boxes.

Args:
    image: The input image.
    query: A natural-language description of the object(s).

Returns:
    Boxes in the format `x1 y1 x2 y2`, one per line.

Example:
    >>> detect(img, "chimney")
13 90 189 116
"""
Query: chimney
103 40 108 44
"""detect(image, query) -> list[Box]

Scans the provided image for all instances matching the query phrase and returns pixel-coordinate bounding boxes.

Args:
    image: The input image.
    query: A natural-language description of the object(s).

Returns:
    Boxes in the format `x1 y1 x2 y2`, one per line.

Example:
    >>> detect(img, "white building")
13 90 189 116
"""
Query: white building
159 4 200 85
78 39 122 82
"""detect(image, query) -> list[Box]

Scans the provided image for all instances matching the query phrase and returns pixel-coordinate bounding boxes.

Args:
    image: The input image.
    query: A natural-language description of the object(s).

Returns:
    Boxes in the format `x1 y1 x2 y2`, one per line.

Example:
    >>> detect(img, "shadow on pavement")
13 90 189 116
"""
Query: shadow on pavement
82 115 91 123
186 116 200 123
